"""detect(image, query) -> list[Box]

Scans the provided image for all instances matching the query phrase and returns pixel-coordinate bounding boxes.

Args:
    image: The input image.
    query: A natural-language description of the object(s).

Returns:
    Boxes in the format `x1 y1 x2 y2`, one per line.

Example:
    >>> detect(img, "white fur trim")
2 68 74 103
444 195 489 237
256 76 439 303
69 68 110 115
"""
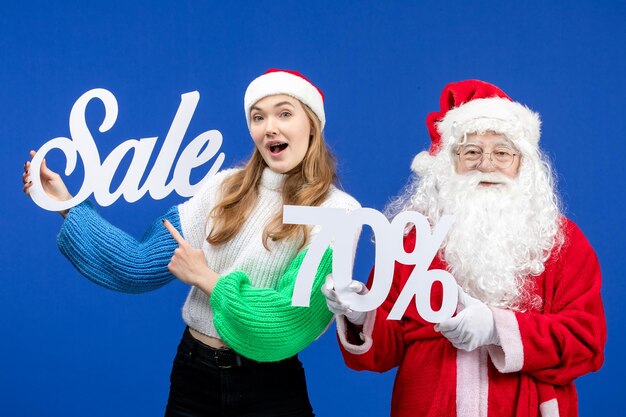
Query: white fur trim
411 150 435 176
244 71 325 128
437 97 541 150
336 310 376 355
456 347 489 417
539 399 560 417
487 307 524 372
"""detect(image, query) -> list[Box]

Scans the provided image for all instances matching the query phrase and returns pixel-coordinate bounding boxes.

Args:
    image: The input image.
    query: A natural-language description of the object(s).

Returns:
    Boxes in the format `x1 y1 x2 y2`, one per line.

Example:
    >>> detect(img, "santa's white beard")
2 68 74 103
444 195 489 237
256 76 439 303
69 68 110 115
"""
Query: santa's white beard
435 171 554 310
386 145 563 311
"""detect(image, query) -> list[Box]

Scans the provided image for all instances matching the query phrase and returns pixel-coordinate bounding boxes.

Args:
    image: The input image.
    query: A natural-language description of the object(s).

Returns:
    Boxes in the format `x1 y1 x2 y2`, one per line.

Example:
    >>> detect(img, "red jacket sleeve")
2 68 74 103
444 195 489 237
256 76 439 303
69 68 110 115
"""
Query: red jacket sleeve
339 231 423 373
488 220 606 385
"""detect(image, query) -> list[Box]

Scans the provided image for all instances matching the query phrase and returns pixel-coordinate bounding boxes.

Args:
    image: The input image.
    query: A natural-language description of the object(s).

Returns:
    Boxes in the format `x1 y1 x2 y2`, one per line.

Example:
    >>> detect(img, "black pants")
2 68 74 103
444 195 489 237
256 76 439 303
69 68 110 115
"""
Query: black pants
164 328 315 417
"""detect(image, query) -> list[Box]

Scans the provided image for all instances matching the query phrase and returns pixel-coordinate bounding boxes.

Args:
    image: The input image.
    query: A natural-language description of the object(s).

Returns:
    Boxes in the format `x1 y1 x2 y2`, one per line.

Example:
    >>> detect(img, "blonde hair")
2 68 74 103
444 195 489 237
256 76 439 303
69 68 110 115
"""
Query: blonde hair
206 103 337 250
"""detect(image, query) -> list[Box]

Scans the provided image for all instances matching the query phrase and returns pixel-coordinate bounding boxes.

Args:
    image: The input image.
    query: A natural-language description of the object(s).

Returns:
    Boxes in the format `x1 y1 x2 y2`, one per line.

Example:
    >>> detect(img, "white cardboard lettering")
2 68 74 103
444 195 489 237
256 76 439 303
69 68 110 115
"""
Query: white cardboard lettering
29 88 225 211
283 205 458 322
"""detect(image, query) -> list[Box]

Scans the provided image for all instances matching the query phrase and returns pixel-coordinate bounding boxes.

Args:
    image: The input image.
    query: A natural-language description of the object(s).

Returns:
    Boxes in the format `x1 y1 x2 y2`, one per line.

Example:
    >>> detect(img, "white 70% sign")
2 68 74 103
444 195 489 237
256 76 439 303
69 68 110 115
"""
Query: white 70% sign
283 206 458 322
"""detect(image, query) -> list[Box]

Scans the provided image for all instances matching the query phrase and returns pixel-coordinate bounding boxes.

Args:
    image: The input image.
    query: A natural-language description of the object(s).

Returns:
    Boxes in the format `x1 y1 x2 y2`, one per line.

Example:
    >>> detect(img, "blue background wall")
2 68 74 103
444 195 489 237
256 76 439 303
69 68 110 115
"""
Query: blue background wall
2 1 624 415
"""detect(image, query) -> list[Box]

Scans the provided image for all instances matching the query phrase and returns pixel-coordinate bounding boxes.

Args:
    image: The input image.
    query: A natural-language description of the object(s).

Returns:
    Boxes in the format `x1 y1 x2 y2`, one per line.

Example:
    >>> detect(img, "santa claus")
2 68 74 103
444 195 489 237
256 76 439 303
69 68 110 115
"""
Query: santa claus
323 80 606 417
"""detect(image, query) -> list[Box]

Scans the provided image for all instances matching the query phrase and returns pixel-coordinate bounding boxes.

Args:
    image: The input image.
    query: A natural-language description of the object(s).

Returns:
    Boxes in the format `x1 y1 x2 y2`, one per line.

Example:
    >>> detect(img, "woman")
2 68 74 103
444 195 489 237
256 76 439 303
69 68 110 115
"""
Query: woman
23 68 360 417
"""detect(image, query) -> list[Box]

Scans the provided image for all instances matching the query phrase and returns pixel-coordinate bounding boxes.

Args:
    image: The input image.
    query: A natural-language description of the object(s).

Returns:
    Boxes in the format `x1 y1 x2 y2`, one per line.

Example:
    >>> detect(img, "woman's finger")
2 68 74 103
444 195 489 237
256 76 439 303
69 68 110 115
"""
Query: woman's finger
162 219 187 246
40 157 52 176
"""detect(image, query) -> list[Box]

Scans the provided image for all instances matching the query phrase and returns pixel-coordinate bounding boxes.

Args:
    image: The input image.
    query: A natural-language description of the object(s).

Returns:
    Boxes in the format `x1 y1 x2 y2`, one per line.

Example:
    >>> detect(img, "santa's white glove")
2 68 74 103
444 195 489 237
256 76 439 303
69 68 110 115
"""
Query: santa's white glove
321 275 368 326
434 286 500 351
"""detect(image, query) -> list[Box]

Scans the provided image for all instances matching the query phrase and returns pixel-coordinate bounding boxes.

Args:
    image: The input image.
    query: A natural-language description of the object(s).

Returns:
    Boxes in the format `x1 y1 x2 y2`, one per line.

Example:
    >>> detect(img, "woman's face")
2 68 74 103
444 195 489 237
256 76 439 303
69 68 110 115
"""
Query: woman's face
249 94 312 174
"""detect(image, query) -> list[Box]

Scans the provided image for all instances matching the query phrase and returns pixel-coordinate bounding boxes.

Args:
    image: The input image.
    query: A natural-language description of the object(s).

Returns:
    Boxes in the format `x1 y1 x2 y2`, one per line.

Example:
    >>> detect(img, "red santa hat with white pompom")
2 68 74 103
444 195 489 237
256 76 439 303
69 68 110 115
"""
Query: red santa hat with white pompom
244 68 326 129
411 80 542 175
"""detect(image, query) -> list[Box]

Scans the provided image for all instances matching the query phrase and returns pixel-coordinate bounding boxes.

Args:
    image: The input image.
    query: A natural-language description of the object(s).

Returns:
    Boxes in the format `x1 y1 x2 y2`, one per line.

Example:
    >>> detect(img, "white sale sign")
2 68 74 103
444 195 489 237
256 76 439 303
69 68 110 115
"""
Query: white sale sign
29 89 226 211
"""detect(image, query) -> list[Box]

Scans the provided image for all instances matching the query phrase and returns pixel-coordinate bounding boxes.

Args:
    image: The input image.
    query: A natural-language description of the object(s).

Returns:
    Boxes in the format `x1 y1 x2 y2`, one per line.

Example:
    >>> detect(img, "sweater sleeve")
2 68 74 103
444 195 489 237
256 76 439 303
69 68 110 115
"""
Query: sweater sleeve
487 220 606 385
210 247 334 362
56 200 181 293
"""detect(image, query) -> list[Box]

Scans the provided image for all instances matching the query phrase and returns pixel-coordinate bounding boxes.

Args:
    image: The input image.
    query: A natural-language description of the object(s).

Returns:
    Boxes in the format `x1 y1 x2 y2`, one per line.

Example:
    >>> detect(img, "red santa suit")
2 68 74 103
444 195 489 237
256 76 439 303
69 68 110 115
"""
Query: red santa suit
338 219 606 417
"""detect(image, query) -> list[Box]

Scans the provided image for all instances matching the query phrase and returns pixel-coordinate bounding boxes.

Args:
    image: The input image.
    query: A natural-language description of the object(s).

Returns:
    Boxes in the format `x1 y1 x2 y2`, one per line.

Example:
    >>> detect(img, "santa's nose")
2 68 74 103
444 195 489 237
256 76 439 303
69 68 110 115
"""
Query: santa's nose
477 154 497 172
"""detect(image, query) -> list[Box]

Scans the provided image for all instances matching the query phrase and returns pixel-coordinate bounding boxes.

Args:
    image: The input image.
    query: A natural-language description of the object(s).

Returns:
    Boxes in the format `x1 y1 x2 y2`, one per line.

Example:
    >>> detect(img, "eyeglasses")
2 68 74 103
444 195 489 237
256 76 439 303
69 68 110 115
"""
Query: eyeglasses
456 144 518 170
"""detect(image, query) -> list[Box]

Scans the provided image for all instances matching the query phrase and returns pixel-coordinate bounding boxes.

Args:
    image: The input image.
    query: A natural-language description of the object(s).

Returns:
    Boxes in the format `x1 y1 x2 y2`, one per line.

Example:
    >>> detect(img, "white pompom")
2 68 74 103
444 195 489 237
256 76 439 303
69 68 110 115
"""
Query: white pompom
411 151 434 176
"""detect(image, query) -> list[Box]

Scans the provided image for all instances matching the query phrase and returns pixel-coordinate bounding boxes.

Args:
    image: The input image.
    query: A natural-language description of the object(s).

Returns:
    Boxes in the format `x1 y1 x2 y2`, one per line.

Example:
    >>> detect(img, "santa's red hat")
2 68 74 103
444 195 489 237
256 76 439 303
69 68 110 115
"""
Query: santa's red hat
412 80 541 175
244 68 326 129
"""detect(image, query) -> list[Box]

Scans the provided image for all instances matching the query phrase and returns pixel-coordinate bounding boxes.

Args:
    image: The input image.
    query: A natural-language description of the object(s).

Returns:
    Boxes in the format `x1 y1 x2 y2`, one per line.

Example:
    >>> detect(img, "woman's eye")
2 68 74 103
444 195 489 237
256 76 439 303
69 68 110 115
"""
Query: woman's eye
252 114 263 122
279 111 292 118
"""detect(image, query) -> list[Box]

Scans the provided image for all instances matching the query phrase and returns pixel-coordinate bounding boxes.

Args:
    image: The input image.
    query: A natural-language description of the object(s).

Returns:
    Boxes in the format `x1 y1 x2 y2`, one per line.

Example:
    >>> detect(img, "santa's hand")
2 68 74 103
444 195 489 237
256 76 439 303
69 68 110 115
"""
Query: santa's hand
321 275 368 325
435 286 500 351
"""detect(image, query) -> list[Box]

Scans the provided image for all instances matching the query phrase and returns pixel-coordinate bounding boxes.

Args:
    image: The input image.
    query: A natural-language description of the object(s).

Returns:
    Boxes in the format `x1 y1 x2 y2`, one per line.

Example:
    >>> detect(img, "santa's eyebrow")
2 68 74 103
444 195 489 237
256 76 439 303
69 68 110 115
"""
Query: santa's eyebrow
462 140 515 148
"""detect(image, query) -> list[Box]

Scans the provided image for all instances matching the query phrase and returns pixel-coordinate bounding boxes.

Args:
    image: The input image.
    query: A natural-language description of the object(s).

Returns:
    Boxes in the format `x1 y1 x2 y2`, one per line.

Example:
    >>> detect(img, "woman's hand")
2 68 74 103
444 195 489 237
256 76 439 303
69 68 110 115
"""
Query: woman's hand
162 219 219 295
23 150 73 218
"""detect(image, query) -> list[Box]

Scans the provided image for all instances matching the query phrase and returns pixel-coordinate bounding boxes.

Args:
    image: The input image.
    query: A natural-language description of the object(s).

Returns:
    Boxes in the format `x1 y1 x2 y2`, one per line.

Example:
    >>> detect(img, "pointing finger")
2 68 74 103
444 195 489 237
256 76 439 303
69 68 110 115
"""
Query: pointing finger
162 219 186 246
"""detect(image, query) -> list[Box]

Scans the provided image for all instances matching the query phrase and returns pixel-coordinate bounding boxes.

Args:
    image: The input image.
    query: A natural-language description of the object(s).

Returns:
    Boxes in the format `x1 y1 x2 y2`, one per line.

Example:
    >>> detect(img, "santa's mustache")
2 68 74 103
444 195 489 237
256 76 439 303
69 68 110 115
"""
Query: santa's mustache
457 172 514 189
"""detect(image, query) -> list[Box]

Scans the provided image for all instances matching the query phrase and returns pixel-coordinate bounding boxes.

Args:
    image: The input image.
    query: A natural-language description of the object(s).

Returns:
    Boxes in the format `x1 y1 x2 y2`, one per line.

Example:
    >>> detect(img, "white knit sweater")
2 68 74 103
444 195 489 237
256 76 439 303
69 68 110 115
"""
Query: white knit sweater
177 167 360 340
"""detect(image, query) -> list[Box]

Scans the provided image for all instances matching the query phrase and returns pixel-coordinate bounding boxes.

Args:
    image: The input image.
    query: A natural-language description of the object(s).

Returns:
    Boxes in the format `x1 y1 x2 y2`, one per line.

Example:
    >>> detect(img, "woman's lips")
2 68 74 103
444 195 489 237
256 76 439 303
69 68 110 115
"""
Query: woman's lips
267 142 288 155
